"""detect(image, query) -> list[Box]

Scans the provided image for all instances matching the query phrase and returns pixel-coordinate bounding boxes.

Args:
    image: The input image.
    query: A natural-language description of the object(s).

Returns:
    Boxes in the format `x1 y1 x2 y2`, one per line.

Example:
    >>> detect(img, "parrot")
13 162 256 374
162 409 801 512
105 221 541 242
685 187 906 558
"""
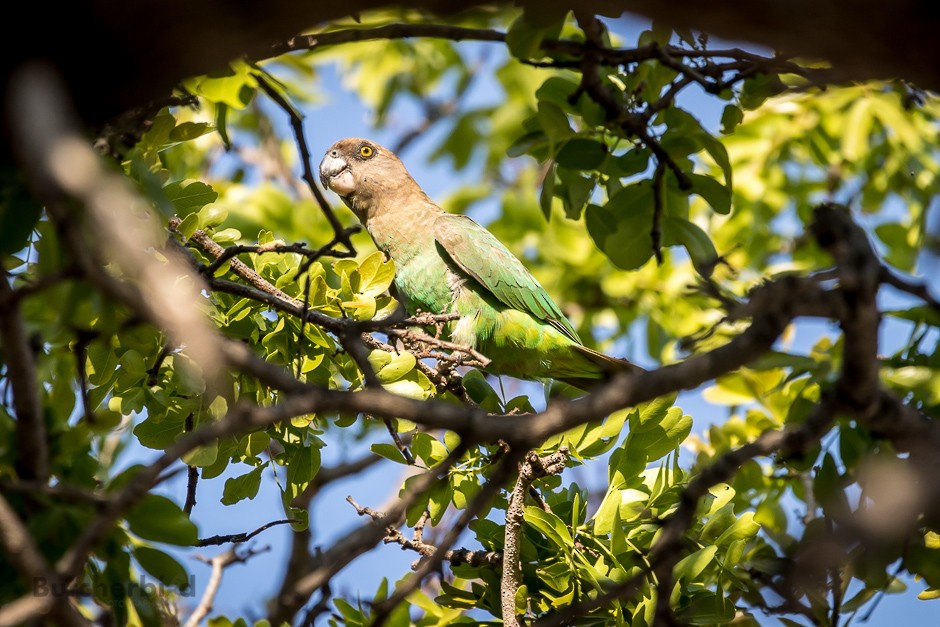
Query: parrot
318 137 642 390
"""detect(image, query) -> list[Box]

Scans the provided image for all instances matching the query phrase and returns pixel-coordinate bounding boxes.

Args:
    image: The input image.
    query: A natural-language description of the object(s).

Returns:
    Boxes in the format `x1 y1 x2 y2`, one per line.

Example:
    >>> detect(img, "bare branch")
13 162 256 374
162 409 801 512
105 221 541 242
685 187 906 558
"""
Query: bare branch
183 545 270 627
503 449 569 627
381 512 502 568
386 327 491 367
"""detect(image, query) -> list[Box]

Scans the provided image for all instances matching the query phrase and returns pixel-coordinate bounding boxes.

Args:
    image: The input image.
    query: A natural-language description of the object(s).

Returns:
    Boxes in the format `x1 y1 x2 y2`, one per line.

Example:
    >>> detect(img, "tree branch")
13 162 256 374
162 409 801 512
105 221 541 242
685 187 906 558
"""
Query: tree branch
502 448 569 627
380 510 502 568
371 450 518 626
273 445 467 614
269 453 387 625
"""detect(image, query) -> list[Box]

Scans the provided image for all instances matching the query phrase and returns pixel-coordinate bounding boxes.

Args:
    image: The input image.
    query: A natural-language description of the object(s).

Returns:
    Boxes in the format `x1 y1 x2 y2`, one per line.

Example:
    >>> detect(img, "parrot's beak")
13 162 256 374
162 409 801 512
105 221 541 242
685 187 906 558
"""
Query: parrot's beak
319 154 355 196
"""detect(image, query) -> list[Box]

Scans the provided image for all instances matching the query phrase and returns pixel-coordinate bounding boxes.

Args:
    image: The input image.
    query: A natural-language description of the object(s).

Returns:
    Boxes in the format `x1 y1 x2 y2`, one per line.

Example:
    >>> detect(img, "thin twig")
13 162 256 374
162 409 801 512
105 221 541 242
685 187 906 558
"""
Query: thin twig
880 265 940 314
146 343 173 386
252 71 355 254
203 236 358 278
651 162 665 265
573 13 692 190
73 330 96 424
183 413 198 515
379 510 502 568
196 519 297 546
387 327 491 367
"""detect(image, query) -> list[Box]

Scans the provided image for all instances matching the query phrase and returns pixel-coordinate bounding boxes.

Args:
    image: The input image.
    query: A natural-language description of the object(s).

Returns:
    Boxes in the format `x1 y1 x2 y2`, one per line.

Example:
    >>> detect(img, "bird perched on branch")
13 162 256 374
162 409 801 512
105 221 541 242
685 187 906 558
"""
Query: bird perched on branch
319 138 642 389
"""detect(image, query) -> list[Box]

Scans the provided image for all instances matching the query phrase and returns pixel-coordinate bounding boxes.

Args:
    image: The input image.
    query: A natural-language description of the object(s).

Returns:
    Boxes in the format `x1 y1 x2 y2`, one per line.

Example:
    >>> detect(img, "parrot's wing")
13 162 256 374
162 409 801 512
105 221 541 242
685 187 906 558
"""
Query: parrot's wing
433 213 581 344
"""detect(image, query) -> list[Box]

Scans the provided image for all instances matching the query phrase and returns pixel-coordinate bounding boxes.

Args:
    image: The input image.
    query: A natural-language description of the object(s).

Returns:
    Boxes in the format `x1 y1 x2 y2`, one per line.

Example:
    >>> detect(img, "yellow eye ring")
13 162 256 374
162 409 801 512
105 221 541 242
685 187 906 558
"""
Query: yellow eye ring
359 145 374 158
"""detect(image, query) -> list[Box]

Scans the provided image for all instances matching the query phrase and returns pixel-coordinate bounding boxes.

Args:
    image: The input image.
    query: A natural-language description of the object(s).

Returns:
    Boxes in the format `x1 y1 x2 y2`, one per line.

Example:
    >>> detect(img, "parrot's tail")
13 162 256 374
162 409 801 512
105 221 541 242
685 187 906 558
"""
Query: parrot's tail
559 346 645 390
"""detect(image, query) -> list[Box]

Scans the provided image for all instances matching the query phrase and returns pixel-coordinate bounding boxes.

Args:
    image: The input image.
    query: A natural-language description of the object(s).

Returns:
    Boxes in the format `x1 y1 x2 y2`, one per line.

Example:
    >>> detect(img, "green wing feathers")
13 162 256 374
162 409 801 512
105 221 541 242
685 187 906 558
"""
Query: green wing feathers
572 345 645 377
433 214 581 343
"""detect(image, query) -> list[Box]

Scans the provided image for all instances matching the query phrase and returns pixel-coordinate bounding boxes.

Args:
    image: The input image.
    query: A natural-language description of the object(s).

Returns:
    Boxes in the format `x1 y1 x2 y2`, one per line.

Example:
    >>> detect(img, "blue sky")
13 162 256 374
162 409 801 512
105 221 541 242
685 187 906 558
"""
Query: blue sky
146 15 940 626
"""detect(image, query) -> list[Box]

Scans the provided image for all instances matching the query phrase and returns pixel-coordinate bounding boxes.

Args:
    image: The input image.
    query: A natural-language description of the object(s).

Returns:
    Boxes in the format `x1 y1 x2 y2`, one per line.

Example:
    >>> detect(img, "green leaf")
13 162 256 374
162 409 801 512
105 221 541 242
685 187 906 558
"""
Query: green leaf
719 104 744 135
739 73 787 110
214 228 242 243
427 478 453 525
687 173 731 215
133 412 187 450
189 63 258 109
714 511 760 547
215 103 231 148
664 107 732 188
462 369 502 412
371 442 408 464
539 163 557 220
102 551 130 626
537 101 573 144
356 251 396 297
506 8 565 59
814 452 850 518
673 545 717 580
558 168 594 219
507 130 549 158
164 180 218 214
585 182 655 270
0 167 43 255
627 406 692 462
382 369 434 400
134 546 191 590
199 203 228 229
412 432 448 466
371 351 417 383
182 442 218 468
885 305 940 328
126 495 198 545
662 216 719 272
221 465 264 505
169 122 212 142
524 505 573 549
841 98 873 162
555 138 608 169
287 444 321 488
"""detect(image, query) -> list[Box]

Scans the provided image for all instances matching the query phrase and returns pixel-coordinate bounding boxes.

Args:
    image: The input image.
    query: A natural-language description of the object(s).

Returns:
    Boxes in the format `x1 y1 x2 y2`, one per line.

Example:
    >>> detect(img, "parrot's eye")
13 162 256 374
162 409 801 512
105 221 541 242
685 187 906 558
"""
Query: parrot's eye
359 145 374 158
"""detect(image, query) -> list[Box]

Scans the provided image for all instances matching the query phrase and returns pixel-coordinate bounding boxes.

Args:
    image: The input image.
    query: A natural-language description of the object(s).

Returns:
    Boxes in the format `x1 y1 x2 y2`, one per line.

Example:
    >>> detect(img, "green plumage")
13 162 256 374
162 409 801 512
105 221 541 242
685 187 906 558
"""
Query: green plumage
319 138 641 389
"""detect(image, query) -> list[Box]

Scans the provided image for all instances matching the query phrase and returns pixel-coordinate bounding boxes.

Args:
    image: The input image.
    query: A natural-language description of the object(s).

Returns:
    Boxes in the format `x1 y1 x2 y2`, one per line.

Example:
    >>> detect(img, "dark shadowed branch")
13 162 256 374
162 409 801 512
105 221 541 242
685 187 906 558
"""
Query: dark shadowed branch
0 277 49 482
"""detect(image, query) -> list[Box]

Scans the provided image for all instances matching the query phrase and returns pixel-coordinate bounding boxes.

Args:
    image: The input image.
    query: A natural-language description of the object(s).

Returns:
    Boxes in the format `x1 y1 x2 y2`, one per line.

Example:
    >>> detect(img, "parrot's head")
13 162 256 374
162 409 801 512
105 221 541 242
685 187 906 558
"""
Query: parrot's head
319 138 420 221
